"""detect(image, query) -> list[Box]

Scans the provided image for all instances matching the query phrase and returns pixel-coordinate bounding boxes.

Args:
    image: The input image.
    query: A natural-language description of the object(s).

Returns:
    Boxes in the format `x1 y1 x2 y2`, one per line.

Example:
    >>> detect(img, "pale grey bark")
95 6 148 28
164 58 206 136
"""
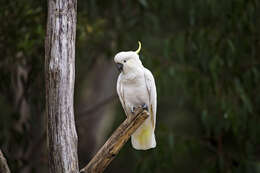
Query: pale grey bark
45 0 78 173
0 149 11 173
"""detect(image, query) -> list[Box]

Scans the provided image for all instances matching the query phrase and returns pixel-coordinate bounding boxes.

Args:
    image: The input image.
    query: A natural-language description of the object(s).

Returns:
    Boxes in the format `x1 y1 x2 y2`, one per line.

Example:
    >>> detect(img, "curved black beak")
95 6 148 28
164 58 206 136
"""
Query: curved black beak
116 63 123 72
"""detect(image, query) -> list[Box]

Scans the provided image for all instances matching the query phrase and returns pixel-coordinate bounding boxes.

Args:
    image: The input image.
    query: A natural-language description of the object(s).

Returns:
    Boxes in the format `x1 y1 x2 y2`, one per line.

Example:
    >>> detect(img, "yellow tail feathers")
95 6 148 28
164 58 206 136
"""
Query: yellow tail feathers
131 119 156 150
136 124 152 146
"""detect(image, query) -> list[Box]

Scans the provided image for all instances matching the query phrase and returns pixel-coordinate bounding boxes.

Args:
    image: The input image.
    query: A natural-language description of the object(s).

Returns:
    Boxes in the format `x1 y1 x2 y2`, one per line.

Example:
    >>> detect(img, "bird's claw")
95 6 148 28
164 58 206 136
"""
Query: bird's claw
142 103 148 111
131 106 137 114
131 104 148 115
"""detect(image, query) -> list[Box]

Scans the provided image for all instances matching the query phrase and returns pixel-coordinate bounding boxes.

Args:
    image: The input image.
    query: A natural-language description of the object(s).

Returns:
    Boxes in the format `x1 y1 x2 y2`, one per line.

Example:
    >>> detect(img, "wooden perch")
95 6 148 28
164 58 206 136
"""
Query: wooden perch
0 149 11 173
80 108 149 173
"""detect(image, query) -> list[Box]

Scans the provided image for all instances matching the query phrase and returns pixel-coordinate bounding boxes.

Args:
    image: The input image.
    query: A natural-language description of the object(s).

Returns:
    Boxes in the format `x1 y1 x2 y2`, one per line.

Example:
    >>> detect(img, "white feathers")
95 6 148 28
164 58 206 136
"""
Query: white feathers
115 50 157 150
143 68 157 129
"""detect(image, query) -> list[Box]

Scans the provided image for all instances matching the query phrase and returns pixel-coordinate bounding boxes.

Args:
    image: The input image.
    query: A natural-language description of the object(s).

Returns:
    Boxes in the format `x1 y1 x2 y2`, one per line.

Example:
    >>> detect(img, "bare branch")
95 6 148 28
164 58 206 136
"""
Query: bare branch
0 149 11 173
80 108 149 173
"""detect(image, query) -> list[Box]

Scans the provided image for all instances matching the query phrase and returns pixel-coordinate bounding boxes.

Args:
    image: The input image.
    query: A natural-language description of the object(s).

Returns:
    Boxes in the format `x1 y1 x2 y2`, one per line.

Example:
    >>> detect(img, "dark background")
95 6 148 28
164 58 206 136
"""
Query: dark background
0 0 260 172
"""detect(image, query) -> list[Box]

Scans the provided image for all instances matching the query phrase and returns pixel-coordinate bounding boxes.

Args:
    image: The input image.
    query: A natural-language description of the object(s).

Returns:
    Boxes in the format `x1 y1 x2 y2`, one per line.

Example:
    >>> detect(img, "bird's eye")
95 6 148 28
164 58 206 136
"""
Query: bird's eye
123 60 126 63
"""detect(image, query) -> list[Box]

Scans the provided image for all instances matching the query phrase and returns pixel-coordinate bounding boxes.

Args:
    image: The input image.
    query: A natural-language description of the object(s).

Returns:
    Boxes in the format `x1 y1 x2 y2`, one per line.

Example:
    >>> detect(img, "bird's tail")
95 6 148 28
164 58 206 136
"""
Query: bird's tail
131 118 156 150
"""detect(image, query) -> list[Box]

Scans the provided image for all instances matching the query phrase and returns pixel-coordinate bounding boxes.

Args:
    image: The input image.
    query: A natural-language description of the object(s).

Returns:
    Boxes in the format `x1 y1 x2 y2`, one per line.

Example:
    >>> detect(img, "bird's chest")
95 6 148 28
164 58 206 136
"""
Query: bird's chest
123 77 149 106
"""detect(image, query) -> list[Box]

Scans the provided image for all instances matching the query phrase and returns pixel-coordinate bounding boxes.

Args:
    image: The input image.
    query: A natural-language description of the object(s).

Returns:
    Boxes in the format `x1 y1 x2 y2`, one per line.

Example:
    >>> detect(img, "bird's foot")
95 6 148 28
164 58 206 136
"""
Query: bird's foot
131 104 148 115
131 106 137 114
141 103 148 111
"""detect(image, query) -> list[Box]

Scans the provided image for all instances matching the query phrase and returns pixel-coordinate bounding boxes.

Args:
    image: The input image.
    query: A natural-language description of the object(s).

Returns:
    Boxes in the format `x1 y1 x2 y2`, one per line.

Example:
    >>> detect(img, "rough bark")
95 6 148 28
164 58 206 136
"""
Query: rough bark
80 108 149 173
0 150 11 173
45 0 78 173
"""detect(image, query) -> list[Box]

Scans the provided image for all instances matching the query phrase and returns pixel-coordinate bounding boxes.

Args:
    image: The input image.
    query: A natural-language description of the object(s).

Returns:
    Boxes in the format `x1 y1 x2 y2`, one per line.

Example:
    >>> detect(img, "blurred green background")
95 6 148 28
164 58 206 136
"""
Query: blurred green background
0 0 260 172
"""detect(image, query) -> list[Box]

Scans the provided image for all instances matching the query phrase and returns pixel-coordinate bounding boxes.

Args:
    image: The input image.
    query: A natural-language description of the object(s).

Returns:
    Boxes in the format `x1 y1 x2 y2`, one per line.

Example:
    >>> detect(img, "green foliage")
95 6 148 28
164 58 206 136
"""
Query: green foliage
0 0 259 172
0 0 45 171
104 0 260 172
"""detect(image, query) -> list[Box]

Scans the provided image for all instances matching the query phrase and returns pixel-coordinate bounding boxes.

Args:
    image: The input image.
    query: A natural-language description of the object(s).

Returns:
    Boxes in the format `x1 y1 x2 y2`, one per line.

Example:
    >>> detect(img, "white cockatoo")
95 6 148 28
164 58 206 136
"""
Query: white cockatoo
114 42 157 150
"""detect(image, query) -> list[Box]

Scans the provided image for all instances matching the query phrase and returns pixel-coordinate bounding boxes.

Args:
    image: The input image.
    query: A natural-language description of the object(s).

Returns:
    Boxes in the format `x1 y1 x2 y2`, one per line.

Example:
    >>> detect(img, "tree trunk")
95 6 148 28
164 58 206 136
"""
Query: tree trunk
45 0 78 173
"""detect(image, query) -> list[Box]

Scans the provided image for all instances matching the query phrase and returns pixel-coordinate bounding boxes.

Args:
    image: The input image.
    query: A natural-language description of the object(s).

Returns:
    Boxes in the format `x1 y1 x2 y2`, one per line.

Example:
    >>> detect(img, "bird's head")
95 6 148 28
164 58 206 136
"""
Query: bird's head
114 41 143 73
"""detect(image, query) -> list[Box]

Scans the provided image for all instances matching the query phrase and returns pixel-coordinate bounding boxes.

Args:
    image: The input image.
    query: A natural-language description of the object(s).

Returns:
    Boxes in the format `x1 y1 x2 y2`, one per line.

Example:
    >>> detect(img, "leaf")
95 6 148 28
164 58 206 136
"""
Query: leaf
173 33 185 60
227 39 235 53
139 0 148 8
168 132 174 150
234 78 253 113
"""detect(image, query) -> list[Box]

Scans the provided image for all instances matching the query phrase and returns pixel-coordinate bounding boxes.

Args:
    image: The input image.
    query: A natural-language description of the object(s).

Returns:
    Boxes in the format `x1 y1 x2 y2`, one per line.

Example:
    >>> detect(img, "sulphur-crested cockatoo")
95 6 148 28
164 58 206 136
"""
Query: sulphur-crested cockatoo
114 41 157 150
